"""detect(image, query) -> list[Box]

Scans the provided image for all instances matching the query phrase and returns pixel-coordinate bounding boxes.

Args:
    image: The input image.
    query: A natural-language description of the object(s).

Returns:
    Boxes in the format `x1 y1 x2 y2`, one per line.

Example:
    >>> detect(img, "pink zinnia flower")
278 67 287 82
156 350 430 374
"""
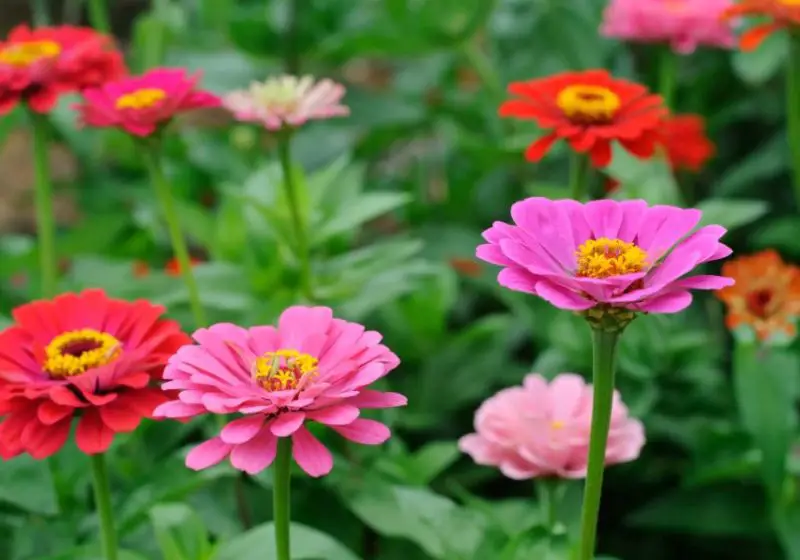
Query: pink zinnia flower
222 75 349 131
153 306 406 477
601 0 736 54
73 67 221 137
477 198 734 314
459 373 645 479
0 289 189 459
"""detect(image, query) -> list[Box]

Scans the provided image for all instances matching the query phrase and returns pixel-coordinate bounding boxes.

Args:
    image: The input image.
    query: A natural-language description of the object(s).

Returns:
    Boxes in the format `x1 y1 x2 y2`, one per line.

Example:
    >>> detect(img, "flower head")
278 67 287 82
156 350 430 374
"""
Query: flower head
722 0 800 51
222 75 349 131
0 290 189 459
133 257 203 278
0 25 125 115
601 0 736 53
658 114 715 172
153 306 406 477
477 198 734 319
73 68 221 137
459 373 645 479
717 250 800 342
500 70 666 167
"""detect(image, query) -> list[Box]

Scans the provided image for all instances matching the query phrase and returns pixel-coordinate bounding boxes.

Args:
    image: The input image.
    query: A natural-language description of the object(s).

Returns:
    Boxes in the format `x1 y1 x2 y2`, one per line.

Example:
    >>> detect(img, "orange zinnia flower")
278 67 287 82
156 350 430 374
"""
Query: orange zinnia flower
717 250 800 342
498 69 666 167
721 0 800 51
658 114 715 172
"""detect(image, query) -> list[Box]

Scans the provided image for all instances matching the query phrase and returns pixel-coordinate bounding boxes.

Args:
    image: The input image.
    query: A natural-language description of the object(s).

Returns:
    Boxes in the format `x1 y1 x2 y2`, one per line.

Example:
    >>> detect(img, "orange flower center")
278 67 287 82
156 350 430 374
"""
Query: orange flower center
556 85 621 124
252 349 318 392
0 40 61 67
115 88 167 110
745 288 775 318
779 0 800 5
576 238 648 279
43 329 122 377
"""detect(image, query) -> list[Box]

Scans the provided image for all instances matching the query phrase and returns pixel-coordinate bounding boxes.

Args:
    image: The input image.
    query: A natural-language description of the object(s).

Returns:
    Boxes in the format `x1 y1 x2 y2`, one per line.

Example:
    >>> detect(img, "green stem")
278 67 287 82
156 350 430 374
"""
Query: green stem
277 135 314 302
87 0 111 33
273 438 292 560
30 111 57 298
30 0 51 26
658 47 677 109
537 479 559 533
787 33 800 211
568 152 591 201
142 146 208 327
577 329 620 560
90 454 118 560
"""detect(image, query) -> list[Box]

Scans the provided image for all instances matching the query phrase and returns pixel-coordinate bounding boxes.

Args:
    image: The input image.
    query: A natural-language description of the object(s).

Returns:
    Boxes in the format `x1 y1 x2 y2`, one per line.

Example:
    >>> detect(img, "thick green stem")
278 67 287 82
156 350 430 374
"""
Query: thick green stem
87 0 111 33
90 454 118 560
143 147 208 327
537 479 559 533
787 34 800 210
568 152 591 201
658 47 678 109
577 329 620 560
30 0 51 26
273 438 292 560
277 136 314 301
30 111 57 298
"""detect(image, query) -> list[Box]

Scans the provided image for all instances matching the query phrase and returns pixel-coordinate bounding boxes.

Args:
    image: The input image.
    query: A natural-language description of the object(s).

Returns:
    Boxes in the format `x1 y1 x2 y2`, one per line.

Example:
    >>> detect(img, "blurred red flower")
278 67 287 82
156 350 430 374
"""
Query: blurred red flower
0 25 125 115
499 69 666 167
133 257 202 278
658 114 715 172
721 0 800 51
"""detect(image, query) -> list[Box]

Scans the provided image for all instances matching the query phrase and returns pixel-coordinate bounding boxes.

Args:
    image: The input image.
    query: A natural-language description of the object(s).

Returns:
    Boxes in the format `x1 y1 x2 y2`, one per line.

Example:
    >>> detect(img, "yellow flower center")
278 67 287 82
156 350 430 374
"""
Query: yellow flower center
43 329 122 377
115 88 167 110
576 238 648 279
779 0 800 6
551 420 565 430
0 40 61 67
556 85 621 124
253 349 318 392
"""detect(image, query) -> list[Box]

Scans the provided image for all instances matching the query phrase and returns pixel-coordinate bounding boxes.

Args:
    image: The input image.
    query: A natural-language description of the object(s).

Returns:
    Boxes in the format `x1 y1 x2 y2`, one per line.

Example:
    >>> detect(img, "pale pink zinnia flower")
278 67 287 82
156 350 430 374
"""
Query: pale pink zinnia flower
477 198 734 314
153 306 406 477
73 67 221 136
459 373 645 479
222 75 349 130
601 0 736 54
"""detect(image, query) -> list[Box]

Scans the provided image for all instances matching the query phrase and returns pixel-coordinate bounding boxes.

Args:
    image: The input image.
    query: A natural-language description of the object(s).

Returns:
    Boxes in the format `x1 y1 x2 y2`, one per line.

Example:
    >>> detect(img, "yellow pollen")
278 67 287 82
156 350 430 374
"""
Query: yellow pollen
253 349 318 392
0 40 61 67
779 0 800 5
115 88 167 110
556 85 621 124
551 420 565 430
43 329 122 378
576 238 648 279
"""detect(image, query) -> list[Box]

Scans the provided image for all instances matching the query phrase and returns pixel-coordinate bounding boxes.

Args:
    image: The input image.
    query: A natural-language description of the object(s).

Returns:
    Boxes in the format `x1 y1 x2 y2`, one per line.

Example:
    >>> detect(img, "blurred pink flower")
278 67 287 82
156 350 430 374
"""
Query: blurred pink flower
222 75 349 130
476 198 733 314
153 306 405 477
459 373 645 479
73 68 220 137
601 0 736 53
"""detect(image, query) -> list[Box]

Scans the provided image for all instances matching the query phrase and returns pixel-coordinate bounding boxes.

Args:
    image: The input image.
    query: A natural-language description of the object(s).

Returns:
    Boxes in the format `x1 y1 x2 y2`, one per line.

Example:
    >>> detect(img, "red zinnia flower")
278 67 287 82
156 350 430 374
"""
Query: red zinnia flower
721 0 800 51
658 114 715 172
0 290 189 459
499 69 666 167
0 25 125 115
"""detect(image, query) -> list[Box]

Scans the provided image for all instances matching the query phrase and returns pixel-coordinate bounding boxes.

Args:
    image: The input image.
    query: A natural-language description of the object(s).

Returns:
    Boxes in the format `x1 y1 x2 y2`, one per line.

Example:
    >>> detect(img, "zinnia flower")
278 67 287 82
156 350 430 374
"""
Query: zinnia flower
716 250 800 341
153 306 406 477
721 0 800 51
0 289 189 459
477 198 734 314
459 373 645 479
0 24 125 115
73 68 221 137
133 257 202 278
658 114 715 172
222 75 349 131
601 0 735 53
499 70 666 167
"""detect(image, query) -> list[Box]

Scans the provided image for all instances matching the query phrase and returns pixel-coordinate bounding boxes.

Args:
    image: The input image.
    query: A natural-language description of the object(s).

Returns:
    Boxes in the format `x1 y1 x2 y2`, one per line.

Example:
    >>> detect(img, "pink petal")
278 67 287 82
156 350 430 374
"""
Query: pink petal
153 400 205 418
307 404 360 426
186 437 233 470
220 415 266 444
634 290 693 313
497 268 539 294
230 428 278 474
291 426 334 477
346 390 407 409
535 280 595 310
330 419 391 445
270 412 306 436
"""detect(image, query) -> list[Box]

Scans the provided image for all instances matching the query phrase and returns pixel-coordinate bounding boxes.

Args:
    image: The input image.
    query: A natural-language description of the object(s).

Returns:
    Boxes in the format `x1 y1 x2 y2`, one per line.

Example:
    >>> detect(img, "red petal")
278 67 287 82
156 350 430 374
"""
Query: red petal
75 408 115 455
23 418 71 459
524 133 559 162
114 372 150 389
589 141 613 167
49 386 86 407
740 22 782 52
37 401 73 425
100 403 142 433
620 132 657 160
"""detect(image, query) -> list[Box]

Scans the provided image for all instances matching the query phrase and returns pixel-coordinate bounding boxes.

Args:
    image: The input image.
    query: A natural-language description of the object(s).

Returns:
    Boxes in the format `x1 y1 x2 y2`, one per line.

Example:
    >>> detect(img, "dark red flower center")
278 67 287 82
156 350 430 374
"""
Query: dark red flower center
746 289 775 318
43 328 122 377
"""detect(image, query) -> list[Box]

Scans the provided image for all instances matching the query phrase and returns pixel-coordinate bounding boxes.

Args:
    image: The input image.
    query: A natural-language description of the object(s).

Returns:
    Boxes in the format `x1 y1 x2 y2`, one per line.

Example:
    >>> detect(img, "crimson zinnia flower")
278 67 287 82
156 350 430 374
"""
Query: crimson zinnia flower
499 70 666 167
0 290 189 459
721 0 800 51
0 25 125 115
658 114 715 172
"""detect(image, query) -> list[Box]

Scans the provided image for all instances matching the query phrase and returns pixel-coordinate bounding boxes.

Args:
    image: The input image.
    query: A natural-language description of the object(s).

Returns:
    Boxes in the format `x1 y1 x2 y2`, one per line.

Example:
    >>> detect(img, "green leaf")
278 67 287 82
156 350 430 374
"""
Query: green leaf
313 192 411 243
606 146 681 205
752 215 800 257
0 455 58 515
406 441 460 485
732 32 787 86
42 548 149 560
695 198 769 231
213 522 359 560
149 503 215 560
713 133 787 196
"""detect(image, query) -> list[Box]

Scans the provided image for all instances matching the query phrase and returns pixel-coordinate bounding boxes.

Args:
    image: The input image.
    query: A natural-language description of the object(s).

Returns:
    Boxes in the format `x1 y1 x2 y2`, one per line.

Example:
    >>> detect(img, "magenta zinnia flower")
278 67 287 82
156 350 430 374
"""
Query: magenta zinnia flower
153 306 406 477
73 67 220 136
459 373 645 479
477 198 734 313
222 75 349 131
